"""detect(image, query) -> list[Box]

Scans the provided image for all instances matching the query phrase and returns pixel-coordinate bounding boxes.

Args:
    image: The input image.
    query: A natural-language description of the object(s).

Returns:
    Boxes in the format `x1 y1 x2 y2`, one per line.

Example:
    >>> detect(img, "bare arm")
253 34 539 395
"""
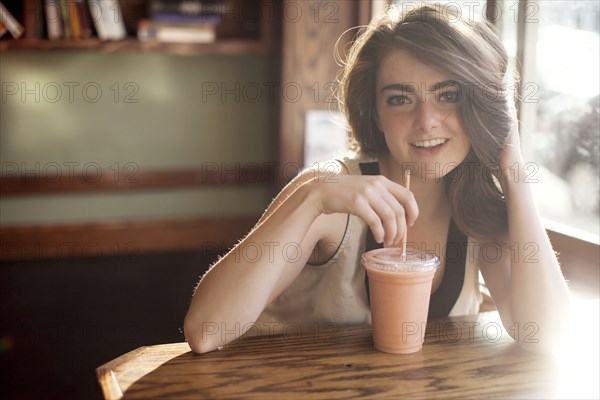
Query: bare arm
479 120 571 353
184 163 418 353
183 169 325 354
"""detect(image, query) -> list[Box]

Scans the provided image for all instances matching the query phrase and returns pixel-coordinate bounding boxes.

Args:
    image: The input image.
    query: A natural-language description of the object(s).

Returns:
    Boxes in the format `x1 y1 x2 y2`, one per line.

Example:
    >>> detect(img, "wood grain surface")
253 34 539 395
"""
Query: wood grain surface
96 307 600 399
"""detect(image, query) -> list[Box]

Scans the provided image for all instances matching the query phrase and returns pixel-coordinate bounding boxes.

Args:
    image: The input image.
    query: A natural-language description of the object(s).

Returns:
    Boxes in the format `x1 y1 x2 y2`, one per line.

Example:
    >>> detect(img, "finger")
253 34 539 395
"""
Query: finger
367 188 401 246
379 190 406 246
356 200 385 244
386 181 419 227
381 206 398 247
361 208 385 243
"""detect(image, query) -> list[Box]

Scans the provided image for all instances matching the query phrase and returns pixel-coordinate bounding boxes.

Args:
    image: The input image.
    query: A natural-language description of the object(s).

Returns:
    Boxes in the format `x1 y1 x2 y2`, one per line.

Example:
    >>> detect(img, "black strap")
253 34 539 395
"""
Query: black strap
427 219 467 318
359 162 381 307
359 161 467 319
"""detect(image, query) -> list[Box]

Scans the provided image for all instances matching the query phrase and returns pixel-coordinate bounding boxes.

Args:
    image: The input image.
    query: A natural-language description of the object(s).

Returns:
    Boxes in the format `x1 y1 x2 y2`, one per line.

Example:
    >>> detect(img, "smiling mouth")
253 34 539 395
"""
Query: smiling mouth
411 138 448 148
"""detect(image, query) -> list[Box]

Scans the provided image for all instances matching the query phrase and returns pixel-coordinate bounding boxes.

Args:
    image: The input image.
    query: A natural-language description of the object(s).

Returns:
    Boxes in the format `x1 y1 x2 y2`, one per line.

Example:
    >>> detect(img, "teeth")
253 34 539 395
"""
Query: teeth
413 138 448 148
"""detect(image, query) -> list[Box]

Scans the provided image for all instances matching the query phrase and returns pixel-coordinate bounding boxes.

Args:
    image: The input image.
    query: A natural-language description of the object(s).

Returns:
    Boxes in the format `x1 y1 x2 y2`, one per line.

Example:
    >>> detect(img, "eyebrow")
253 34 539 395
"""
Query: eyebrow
380 83 417 93
380 80 460 93
431 80 461 91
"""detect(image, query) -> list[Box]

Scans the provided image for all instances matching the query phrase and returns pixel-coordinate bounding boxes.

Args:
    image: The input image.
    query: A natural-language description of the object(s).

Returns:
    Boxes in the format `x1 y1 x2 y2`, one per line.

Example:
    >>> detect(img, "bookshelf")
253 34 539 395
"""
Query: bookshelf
0 0 277 56
0 37 272 55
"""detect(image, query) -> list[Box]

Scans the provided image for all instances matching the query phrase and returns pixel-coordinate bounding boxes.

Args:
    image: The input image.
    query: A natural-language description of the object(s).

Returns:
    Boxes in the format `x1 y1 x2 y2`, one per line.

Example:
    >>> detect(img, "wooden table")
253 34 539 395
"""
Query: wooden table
97 302 599 399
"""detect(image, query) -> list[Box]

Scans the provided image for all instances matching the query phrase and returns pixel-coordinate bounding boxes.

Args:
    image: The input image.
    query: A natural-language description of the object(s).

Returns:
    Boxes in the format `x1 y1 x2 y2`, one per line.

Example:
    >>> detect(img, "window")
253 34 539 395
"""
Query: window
501 0 599 239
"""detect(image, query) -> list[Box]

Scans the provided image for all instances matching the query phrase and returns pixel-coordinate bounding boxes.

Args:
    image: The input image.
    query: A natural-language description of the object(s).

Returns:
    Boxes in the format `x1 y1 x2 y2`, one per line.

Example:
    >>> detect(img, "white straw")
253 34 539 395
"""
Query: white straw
402 170 411 260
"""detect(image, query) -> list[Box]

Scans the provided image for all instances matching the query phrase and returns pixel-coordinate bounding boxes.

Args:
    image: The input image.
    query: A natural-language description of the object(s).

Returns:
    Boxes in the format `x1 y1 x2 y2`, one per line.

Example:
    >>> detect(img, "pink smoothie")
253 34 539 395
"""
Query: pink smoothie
362 249 440 354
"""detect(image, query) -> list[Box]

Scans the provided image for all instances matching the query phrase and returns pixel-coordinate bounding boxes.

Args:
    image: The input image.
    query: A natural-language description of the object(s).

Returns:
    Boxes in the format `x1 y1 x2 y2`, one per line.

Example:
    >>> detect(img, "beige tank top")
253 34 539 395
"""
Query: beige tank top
255 154 482 335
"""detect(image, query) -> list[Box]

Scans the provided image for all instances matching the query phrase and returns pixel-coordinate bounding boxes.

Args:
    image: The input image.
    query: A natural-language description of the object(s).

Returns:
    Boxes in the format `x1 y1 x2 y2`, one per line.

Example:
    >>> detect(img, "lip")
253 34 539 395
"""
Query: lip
410 138 449 156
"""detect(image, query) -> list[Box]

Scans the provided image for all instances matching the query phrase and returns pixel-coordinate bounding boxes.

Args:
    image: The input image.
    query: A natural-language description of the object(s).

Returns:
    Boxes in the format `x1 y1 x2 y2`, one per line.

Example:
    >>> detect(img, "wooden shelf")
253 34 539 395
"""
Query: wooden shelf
0 37 272 55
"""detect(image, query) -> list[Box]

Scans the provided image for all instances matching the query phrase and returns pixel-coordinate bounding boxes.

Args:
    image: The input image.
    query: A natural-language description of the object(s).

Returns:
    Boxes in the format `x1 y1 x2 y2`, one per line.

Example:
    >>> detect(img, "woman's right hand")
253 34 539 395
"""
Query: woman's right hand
309 174 419 247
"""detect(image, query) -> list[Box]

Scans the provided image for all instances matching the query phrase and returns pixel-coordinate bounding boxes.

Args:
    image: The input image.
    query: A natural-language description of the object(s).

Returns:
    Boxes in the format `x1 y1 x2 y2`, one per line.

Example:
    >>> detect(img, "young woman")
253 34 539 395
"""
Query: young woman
184 4 570 354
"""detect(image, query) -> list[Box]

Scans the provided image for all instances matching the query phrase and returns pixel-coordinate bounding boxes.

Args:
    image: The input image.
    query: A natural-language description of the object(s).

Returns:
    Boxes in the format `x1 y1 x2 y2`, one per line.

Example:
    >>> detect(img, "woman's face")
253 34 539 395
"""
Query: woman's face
375 50 471 179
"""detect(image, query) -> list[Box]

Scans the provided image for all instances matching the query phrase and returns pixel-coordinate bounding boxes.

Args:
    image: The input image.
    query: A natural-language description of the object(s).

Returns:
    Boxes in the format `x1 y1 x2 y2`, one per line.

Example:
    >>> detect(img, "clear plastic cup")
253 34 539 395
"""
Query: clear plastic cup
362 249 440 354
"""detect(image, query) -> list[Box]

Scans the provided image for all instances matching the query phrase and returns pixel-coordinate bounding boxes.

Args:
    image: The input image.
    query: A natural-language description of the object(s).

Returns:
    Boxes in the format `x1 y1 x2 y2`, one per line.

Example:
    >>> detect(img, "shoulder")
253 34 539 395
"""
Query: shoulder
297 150 375 182
332 151 379 176
257 156 355 224
282 159 348 194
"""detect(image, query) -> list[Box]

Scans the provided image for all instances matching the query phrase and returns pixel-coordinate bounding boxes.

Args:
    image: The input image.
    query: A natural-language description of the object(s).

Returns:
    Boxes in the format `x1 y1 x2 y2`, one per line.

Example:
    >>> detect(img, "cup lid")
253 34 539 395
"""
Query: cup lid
362 249 440 273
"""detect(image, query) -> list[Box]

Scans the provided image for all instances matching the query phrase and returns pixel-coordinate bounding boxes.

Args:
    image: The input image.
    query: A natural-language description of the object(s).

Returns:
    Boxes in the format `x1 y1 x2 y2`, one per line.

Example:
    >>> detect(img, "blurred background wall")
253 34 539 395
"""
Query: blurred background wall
1 53 277 225
0 50 279 400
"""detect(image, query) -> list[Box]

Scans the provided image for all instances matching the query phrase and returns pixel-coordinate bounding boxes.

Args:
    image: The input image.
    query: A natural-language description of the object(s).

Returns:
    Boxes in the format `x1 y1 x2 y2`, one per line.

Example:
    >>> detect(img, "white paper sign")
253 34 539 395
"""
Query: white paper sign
304 110 349 168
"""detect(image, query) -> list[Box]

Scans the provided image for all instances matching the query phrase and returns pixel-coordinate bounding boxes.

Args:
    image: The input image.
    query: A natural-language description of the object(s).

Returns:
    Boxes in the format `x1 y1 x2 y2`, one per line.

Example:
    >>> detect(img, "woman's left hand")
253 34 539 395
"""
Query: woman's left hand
500 120 523 171
498 100 525 184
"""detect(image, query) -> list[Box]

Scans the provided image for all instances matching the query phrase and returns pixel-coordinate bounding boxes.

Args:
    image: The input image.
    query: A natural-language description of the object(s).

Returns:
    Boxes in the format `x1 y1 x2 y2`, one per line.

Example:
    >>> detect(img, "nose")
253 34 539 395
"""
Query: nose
413 101 441 133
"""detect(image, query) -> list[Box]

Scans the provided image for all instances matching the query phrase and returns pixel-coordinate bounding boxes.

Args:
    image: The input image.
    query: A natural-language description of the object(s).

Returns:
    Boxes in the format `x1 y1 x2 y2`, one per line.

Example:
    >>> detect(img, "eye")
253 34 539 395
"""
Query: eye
439 90 459 103
387 95 411 106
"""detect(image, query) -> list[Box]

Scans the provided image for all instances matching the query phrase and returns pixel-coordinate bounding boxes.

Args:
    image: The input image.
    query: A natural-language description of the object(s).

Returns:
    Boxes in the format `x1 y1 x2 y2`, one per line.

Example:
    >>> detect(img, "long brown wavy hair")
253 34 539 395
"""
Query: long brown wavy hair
338 4 512 240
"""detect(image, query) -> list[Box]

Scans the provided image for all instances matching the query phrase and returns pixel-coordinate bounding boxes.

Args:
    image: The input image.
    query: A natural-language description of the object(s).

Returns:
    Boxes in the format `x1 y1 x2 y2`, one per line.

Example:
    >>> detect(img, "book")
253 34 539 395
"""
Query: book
88 0 126 40
68 0 82 39
151 12 220 25
44 0 63 39
0 1 25 39
75 0 93 38
60 0 71 38
149 1 226 17
138 19 216 43
23 0 44 39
